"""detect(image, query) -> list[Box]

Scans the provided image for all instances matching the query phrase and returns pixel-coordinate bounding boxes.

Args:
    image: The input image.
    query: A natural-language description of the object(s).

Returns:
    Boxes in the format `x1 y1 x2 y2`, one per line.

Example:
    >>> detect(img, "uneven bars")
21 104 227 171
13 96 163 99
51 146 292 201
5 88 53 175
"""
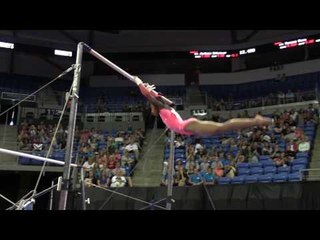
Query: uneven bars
82 43 174 106
0 148 79 168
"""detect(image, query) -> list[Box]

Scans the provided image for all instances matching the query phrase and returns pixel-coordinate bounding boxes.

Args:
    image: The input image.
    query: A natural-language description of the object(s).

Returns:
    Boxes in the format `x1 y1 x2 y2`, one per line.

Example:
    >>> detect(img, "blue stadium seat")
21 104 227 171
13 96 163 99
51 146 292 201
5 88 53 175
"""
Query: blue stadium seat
19 157 31 165
249 162 263 168
250 167 263 175
231 176 245 184
273 173 288 183
237 162 249 169
296 152 309 158
217 177 231 184
258 174 273 183
292 158 308 166
291 164 306 173
261 160 276 167
264 166 277 174
277 166 291 173
288 172 301 182
237 168 250 176
244 175 259 183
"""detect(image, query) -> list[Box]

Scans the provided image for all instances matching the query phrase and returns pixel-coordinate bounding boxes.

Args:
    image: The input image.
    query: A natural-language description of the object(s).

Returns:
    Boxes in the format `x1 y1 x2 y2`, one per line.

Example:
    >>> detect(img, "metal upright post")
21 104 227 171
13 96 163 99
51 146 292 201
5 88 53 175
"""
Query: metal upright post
166 130 175 210
49 180 54 210
80 167 87 210
58 42 83 210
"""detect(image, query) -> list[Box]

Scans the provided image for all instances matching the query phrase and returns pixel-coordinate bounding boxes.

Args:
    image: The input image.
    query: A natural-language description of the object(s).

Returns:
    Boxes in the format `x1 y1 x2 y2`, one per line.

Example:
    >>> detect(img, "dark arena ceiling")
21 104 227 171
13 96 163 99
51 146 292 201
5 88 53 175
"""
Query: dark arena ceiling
0 30 320 74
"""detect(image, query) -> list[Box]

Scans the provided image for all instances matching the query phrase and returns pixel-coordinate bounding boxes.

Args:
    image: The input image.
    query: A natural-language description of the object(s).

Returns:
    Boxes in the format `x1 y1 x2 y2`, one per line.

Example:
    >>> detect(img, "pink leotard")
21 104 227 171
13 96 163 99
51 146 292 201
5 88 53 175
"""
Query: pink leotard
159 108 197 136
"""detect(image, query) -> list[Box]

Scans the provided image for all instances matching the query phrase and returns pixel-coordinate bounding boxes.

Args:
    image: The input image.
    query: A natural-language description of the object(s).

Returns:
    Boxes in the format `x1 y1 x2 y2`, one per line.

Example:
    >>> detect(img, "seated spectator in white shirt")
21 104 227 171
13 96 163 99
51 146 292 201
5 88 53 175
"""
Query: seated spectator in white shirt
124 139 139 159
83 157 95 174
298 136 310 152
110 169 127 188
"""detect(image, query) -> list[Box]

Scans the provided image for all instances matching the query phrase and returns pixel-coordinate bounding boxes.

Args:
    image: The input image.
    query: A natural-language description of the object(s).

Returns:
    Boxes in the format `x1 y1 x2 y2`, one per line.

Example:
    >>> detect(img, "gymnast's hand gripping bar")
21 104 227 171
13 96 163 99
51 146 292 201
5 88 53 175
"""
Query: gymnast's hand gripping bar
82 43 174 106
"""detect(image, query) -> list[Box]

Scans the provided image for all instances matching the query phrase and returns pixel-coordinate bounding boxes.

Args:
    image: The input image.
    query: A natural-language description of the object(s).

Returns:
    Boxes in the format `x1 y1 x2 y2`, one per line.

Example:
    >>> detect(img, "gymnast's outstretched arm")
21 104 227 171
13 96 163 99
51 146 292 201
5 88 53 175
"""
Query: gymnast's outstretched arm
133 76 166 109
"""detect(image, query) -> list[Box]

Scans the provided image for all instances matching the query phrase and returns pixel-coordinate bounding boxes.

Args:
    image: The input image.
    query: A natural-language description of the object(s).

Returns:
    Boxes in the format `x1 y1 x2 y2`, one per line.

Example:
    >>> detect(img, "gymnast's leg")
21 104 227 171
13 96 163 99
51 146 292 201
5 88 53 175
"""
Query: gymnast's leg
184 115 272 135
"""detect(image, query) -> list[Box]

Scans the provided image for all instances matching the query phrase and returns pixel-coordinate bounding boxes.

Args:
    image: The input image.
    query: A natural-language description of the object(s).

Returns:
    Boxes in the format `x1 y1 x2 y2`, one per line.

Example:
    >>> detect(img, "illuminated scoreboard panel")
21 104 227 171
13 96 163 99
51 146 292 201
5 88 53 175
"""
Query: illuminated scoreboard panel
274 37 320 50
190 48 256 59
189 34 320 59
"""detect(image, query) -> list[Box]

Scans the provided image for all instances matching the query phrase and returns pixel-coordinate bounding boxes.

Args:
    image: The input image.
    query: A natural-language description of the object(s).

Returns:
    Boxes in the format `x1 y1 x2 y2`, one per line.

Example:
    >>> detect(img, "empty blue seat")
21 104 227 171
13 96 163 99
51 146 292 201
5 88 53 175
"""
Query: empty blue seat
273 173 288 183
261 160 276 167
217 177 231 184
296 152 309 158
250 167 263 175
19 157 31 165
258 174 273 183
292 158 308 166
244 175 258 183
231 176 245 184
31 159 43 165
237 162 249 169
304 126 315 132
288 172 301 182
238 168 250 176
249 162 263 168
264 166 277 174
277 166 291 173
306 122 315 126
291 164 306 173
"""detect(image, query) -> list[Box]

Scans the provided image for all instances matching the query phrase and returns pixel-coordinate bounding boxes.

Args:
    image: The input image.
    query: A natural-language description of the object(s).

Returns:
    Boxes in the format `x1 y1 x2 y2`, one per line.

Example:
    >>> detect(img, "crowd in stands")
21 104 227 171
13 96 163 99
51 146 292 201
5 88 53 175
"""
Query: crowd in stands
17 120 145 188
210 89 316 111
17 121 67 152
95 94 147 113
161 105 318 186
78 127 145 188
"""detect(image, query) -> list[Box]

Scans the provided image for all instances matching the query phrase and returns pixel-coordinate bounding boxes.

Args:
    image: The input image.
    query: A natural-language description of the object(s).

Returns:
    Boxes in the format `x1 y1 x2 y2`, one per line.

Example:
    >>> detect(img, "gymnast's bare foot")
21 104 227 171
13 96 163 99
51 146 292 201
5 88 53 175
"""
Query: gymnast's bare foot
255 115 273 126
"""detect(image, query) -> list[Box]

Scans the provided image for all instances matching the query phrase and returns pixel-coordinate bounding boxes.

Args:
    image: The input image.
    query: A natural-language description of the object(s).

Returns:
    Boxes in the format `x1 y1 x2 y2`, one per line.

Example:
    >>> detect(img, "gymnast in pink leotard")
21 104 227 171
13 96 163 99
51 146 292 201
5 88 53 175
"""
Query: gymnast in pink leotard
134 77 272 136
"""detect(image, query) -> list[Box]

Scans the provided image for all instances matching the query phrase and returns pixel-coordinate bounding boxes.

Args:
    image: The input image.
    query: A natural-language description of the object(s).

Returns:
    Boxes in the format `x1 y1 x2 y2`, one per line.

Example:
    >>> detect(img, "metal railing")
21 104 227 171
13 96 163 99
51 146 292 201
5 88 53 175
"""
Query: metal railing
300 168 320 181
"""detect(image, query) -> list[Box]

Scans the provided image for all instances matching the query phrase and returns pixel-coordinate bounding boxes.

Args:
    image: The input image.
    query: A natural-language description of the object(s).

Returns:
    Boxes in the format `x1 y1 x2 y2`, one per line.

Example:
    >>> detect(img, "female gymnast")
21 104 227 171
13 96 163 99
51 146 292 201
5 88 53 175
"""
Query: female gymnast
133 77 272 136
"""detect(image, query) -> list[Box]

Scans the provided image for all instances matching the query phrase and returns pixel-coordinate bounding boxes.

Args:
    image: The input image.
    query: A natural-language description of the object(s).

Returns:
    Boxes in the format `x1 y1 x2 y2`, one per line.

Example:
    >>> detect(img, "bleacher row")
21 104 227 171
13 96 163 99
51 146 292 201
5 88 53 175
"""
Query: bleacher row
163 121 316 185
1 70 319 115
18 129 138 175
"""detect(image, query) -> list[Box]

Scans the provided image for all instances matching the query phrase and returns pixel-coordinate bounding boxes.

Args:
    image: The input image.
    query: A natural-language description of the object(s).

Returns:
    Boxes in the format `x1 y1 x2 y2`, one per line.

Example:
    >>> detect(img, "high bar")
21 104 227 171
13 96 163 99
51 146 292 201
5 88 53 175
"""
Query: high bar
82 43 174 106
83 43 135 82
0 148 79 168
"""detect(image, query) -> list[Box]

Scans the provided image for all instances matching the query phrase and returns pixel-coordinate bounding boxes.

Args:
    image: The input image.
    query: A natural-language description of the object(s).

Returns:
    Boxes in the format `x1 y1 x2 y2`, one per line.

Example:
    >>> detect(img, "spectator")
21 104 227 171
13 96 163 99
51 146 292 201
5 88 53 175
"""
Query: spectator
188 168 203 186
203 167 215 185
298 136 310 152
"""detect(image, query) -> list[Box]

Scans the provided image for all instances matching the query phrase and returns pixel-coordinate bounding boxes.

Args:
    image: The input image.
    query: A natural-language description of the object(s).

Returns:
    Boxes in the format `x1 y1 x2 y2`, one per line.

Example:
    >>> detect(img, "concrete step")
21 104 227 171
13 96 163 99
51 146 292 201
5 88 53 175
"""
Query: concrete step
310 124 320 168
133 128 165 187
310 162 320 168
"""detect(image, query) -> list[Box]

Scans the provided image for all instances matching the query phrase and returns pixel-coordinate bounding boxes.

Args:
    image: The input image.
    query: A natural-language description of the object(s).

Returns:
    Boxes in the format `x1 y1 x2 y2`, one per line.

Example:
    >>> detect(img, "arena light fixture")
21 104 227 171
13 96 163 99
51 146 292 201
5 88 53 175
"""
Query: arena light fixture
0 41 14 49
54 49 72 57
9 110 15 126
